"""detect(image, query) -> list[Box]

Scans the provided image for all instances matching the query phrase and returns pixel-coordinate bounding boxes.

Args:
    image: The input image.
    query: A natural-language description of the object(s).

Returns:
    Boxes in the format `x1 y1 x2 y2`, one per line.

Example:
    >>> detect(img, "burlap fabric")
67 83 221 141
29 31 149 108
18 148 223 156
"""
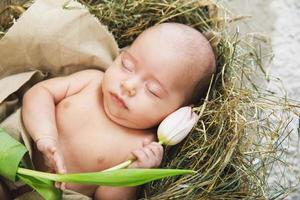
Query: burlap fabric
0 0 119 199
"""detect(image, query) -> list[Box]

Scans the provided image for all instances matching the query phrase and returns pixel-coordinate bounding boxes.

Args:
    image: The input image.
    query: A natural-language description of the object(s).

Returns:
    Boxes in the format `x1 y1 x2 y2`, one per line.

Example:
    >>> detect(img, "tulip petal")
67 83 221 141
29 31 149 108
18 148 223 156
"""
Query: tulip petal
167 116 198 145
157 107 199 145
158 108 187 142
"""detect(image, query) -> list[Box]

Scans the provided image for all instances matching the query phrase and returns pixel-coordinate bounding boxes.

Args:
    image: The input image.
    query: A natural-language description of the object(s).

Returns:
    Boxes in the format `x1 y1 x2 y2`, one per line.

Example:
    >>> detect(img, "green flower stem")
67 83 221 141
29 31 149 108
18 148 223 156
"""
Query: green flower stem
17 168 60 182
103 140 164 172
102 160 133 172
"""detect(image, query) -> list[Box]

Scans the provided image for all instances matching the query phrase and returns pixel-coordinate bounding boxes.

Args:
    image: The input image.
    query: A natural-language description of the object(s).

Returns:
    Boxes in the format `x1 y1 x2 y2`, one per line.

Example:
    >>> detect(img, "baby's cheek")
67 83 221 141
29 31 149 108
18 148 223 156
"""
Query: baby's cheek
139 110 163 128
104 70 120 88
114 72 129 86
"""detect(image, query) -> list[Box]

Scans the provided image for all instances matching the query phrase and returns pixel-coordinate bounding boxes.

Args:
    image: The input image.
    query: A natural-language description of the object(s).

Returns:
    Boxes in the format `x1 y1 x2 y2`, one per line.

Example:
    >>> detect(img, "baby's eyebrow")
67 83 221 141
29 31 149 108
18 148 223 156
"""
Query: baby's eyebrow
122 50 137 66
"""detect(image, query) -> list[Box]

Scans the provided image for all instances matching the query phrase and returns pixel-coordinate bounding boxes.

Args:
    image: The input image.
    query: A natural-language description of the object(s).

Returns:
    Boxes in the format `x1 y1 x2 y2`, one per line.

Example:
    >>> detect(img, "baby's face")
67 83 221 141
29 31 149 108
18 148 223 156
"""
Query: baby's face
102 34 193 129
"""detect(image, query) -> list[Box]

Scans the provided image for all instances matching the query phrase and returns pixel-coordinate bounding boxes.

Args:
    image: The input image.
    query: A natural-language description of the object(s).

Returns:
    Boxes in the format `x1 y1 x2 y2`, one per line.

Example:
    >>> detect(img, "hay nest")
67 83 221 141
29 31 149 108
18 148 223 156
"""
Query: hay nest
1 0 299 199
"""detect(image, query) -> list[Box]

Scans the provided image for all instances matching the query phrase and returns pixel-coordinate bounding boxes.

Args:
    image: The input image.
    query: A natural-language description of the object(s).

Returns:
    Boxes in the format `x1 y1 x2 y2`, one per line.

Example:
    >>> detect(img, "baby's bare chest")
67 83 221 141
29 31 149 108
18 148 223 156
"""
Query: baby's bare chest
55 85 148 173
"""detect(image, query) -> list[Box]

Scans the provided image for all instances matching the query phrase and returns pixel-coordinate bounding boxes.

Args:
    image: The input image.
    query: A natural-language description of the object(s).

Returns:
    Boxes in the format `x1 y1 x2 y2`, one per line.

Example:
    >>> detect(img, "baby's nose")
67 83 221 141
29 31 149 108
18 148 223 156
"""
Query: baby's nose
121 80 137 97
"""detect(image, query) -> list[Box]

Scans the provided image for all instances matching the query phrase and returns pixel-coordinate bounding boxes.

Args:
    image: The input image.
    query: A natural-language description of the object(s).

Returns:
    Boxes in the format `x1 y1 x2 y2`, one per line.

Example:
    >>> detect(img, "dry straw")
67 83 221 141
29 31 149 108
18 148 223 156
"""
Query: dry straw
1 0 299 199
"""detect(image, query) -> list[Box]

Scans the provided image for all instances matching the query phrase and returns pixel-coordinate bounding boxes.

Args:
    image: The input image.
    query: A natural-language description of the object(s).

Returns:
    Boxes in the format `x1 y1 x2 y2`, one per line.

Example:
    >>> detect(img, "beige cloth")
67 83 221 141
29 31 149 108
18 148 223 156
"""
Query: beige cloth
0 0 119 79
0 0 119 199
0 0 119 120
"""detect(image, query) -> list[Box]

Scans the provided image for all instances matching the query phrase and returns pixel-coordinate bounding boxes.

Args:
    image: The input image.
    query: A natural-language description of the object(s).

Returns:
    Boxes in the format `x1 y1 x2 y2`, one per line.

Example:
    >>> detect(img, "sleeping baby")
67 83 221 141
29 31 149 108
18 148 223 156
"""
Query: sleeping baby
21 22 216 199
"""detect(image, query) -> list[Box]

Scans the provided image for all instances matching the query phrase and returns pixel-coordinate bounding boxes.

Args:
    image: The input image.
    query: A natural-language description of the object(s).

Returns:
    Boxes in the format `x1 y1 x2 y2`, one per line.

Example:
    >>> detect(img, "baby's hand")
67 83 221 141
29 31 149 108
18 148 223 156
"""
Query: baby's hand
128 140 164 169
36 137 66 189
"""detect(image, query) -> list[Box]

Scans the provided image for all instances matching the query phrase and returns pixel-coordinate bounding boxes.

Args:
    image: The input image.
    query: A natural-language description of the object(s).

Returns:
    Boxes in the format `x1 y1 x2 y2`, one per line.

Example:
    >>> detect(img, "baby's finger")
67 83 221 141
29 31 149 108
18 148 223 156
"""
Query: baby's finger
45 160 56 172
55 182 61 189
55 181 66 191
132 149 148 162
53 151 66 174
149 142 164 156
143 147 155 158
43 154 56 170
42 143 56 153
60 182 66 190
44 149 56 165
149 143 164 166
150 141 163 149
49 146 56 154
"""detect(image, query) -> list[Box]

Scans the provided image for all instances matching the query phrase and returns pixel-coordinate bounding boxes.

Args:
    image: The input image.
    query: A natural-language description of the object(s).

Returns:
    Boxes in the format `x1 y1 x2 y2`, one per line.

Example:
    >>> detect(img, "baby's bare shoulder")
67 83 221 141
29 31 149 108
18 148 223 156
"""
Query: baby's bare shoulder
78 69 104 79
78 69 104 85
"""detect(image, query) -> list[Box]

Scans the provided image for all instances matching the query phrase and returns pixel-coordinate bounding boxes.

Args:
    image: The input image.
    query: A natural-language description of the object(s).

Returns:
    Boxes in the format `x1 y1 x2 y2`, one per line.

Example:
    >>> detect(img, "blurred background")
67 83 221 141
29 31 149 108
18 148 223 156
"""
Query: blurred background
225 0 300 199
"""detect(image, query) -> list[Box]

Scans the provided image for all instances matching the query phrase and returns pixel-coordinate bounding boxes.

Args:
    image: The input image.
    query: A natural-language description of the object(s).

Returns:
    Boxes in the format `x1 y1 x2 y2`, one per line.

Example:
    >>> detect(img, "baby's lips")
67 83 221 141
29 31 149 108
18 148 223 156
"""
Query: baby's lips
110 92 129 109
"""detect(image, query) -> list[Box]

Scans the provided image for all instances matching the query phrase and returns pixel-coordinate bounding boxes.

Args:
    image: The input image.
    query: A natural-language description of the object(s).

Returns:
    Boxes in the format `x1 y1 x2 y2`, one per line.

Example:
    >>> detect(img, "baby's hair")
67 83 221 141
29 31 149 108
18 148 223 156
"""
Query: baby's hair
188 31 217 105
151 23 216 106
185 30 216 106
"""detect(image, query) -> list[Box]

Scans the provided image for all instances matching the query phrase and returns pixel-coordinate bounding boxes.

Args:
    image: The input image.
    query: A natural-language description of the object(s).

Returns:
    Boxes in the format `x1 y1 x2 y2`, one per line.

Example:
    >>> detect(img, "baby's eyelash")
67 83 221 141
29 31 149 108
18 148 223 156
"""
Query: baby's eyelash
146 86 159 98
122 64 131 71
121 60 133 72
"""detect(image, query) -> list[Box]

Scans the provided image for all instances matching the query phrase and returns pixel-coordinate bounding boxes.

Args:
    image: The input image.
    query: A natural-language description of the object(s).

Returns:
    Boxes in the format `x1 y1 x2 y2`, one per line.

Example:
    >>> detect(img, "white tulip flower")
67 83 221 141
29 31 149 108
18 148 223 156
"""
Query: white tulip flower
158 106 199 145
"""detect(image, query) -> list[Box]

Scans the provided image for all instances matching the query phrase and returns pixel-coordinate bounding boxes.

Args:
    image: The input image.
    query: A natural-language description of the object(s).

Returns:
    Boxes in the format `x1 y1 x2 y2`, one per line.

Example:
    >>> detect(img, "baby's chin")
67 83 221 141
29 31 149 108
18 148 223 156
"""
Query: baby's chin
105 105 157 129
107 112 153 129
102 97 140 129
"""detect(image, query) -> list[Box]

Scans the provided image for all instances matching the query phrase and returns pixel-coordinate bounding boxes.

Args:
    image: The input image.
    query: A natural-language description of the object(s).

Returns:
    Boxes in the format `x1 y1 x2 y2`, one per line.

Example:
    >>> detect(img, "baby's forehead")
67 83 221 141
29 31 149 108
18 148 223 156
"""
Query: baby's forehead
157 62 196 93
121 51 192 94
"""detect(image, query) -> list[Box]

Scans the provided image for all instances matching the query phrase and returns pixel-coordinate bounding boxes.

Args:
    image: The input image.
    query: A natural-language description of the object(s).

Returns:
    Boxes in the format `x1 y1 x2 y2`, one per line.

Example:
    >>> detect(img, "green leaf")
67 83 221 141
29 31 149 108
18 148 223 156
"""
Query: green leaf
0 128 27 181
17 174 61 200
0 128 62 199
59 168 195 186
18 168 195 187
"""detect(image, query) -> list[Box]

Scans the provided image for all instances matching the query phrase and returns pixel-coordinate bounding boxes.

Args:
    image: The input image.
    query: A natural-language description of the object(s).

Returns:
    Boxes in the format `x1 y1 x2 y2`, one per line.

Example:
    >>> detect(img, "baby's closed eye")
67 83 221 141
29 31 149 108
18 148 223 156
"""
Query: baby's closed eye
121 54 135 72
122 61 134 72
145 83 160 98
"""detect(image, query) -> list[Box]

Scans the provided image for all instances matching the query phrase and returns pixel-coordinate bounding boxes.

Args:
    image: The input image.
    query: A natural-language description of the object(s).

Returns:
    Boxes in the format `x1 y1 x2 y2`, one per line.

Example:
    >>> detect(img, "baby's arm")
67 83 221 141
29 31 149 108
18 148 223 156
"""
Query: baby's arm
94 140 163 200
22 69 102 174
